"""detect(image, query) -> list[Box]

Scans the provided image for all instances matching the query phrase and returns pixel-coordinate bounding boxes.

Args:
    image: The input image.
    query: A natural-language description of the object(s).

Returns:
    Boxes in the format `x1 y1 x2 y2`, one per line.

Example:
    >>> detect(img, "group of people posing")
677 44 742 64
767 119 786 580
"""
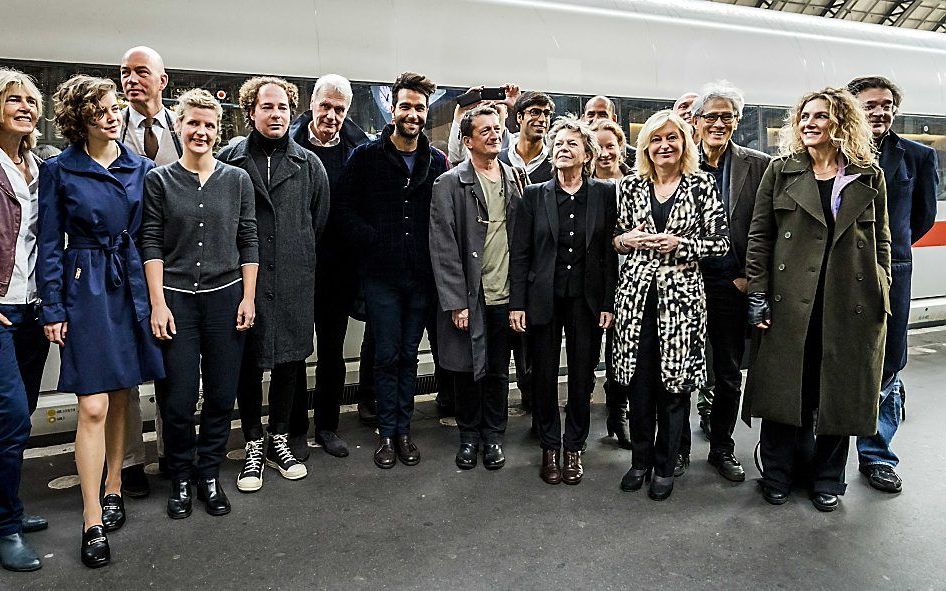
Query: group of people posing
0 45 938 572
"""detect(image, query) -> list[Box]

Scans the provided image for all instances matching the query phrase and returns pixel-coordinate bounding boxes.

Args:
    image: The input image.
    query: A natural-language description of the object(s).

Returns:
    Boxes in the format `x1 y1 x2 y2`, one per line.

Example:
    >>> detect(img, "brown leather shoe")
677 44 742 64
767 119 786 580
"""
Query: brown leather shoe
540 449 562 485
562 450 583 485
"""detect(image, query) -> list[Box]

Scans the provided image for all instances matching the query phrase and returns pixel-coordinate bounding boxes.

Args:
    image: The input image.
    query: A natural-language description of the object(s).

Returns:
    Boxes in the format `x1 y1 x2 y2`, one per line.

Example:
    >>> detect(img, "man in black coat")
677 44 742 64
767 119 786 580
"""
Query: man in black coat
334 72 450 469
682 83 771 482
848 76 940 494
287 74 371 458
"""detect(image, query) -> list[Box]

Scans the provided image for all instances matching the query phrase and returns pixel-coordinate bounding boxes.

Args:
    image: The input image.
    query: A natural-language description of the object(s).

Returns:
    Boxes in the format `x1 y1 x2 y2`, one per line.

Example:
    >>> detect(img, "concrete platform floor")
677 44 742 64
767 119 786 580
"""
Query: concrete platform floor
4 327 946 590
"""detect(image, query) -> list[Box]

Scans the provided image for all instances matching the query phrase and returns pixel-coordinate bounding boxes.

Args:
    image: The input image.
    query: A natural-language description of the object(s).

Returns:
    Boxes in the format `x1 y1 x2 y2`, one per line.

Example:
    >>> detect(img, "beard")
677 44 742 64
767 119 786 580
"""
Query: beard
394 117 423 139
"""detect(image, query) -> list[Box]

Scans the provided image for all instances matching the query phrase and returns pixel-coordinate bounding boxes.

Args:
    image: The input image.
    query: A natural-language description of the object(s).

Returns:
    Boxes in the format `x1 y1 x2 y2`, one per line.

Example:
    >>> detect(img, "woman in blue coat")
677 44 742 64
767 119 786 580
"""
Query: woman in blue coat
38 75 164 568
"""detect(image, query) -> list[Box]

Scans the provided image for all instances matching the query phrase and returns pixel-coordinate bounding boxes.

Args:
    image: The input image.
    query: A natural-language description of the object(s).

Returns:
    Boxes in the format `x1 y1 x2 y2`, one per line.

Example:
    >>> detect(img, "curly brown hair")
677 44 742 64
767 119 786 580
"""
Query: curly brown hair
778 87 875 168
52 75 118 144
238 76 299 125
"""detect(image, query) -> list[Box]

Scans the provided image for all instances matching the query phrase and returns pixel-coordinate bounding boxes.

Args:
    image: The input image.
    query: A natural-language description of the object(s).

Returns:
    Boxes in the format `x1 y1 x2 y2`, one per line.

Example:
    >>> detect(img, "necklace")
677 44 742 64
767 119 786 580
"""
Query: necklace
11 154 23 165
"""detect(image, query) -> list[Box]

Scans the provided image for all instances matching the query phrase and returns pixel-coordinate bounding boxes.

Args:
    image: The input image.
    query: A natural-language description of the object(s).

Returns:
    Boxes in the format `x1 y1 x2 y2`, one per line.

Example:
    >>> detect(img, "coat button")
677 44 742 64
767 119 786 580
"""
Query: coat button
774 294 782 302
857 240 865 248
267 263 274 271
267 236 274 243
855 304 863 314
856 273 864 281
815 234 823 241
472 252 478 258
777 263 785 271
808 266 817 272
266 293 274 301
784 231 791 239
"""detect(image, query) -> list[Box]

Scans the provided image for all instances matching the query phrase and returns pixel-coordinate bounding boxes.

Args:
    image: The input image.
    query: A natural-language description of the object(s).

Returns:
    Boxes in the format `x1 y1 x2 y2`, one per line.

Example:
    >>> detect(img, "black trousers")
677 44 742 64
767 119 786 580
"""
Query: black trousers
455 305 511 445
625 285 689 478
705 279 748 455
156 284 245 480
238 350 306 441
530 296 602 453
603 328 625 411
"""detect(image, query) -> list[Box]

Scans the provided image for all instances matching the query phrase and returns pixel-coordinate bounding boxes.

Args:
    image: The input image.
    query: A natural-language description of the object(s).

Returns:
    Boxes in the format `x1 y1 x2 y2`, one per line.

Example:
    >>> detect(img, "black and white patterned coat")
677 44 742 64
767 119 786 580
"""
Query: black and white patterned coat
611 172 730 392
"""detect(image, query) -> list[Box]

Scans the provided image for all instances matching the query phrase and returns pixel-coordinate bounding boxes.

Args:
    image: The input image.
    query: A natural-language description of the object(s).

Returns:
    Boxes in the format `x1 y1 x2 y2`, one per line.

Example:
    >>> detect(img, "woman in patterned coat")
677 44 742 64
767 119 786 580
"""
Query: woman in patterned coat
612 110 730 500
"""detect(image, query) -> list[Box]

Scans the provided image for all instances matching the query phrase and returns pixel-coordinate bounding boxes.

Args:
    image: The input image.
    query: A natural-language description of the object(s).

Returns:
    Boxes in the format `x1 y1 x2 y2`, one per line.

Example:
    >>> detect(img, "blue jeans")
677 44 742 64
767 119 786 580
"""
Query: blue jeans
0 303 50 536
363 277 431 438
856 374 902 468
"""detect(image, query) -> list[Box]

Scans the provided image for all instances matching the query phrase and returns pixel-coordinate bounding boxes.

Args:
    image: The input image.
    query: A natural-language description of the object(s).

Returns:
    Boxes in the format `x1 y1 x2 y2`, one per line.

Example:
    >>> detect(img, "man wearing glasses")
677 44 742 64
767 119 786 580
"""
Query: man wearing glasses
847 76 939 495
499 92 555 184
685 82 770 483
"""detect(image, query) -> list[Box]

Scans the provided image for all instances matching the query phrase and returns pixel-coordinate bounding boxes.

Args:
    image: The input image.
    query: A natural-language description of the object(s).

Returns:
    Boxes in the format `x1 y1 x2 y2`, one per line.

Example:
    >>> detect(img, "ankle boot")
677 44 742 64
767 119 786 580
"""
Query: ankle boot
606 406 632 450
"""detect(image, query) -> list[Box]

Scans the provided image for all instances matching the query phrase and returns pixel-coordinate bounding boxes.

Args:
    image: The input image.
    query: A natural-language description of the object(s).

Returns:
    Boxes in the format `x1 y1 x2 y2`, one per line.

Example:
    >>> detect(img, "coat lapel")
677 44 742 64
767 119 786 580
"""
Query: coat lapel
500 162 519 233
458 160 486 213
833 168 878 242
782 154 827 227
268 142 304 192
728 144 750 215
543 180 559 244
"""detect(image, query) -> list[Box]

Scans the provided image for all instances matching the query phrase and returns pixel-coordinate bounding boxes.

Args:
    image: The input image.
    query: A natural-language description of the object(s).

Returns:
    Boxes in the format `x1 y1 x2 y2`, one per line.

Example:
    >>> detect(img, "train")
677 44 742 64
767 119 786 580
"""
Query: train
2 0 944 439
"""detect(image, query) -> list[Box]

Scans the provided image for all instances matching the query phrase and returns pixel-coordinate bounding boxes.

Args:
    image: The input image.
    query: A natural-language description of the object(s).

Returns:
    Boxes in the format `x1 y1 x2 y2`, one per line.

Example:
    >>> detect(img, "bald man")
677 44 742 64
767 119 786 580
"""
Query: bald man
673 92 699 124
117 46 182 499
582 95 617 124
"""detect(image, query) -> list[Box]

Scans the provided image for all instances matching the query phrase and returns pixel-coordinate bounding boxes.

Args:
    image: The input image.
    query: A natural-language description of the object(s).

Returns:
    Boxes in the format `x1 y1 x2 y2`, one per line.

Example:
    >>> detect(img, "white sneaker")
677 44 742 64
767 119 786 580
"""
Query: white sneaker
266 434 308 480
237 438 265 492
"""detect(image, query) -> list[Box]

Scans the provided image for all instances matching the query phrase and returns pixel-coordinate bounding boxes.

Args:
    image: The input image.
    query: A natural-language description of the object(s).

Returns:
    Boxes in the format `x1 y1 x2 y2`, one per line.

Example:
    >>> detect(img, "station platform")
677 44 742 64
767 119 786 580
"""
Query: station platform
5 327 946 590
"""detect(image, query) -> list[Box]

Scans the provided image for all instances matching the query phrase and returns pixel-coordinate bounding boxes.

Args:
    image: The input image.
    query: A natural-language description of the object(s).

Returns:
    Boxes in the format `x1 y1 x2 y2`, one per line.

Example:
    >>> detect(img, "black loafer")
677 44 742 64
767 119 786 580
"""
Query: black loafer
673 453 690 477
483 444 506 470
708 452 746 482
648 475 674 501
196 478 231 516
315 430 350 458
100 494 125 532
80 525 110 569
0 533 41 572
395 434 420 466
620 467 651 492
810 492 839 512
859 464 902 494
455 443 478 470
374 437 396 469
759 482 789 505
120 464 150 499
167 479 193 520
21 514 48 534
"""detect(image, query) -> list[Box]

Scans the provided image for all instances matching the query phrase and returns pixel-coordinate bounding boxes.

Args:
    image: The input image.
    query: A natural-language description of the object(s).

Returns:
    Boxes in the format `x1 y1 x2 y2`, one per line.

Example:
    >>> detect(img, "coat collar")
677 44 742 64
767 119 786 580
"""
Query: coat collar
728 142 750 213
781 151 878 233
56 141 142 176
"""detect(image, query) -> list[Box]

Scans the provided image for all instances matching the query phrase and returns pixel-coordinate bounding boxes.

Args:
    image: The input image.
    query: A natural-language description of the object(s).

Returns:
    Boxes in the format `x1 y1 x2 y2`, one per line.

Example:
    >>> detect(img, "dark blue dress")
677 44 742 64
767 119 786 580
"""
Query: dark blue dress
37 142 164 395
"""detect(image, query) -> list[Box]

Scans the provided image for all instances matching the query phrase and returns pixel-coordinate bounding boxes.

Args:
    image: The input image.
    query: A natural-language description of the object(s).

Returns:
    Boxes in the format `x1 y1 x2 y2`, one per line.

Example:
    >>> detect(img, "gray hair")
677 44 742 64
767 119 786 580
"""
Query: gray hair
312 74 353 108
547 114 600 176
691 80 745 119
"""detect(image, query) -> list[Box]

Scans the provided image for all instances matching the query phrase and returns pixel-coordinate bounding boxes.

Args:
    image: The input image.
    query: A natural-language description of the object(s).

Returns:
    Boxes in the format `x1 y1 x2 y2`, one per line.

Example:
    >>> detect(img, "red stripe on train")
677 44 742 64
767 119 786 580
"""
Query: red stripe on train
914 221 946 248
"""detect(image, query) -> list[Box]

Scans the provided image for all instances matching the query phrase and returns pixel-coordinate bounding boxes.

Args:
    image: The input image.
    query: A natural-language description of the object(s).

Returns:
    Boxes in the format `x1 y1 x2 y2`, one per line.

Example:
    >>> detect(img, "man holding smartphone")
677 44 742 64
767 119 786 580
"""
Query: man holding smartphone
448 84 519 166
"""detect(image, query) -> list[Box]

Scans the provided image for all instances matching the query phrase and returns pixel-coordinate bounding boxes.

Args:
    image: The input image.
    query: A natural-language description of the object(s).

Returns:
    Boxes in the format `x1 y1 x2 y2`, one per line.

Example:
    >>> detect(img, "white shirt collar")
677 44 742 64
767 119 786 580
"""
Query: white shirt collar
0 149 39 189
308 121 341 147
128 105 171 129
506 133 549 172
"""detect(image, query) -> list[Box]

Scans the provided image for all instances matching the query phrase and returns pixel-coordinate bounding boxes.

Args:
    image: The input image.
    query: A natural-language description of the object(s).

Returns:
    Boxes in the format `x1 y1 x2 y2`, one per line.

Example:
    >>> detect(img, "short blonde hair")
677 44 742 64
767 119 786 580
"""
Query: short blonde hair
778 87 875 168
175 88 223 146
635 109 699 182
0 68 43 153
238 76 299 125
590 118 626 150
52 75 118 144
547 114 600 176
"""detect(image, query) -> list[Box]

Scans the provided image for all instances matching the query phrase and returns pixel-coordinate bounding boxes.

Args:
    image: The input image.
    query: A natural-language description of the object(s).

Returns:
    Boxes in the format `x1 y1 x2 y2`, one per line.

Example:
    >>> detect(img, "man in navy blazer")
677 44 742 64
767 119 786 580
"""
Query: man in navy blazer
848 76 940 494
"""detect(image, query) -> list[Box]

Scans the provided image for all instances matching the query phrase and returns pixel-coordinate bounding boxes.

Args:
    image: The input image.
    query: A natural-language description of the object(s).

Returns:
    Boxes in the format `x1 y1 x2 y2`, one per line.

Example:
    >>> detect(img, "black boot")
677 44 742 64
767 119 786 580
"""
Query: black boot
0 533 41 572
606 406 632 450
196 478 231 516
80 525 109 569
167 479 193 519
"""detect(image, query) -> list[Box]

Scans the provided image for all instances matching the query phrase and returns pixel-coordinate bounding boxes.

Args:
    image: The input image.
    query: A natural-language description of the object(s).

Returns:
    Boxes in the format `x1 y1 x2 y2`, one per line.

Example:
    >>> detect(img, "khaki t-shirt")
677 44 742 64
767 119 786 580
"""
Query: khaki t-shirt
475 170 509 305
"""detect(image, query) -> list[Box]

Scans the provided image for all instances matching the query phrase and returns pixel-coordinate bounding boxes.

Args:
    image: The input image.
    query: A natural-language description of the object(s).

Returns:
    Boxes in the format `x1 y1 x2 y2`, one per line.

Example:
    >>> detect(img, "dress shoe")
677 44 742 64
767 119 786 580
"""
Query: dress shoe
374 437 396 469
315 430 350 458
288 434 311 462
483 444 506 470
167 479 193 519
562 450 584 485
0 533 41 572
358 400 378 426
100 494 125 532
759 482 789 505
80 525 110 569
673 453 690 477
196 478 231 516
620 467 651 492
120 464 150 499
540 449 562 485
21 514 48 533
708 451 746 482
606 406 633 450
859 464 902 494
395 434 420 466
810 492 839 512
455 443 477 469
648 474 674 501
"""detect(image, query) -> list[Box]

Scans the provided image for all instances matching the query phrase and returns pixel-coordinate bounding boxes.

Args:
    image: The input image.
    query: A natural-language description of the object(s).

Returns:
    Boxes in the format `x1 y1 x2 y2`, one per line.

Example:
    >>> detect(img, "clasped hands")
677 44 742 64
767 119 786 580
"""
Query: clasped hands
614 223 680 255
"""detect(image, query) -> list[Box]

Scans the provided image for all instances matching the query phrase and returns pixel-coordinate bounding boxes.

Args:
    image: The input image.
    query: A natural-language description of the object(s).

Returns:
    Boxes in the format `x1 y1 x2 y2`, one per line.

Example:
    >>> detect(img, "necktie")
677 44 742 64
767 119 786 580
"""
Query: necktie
143 117 159 161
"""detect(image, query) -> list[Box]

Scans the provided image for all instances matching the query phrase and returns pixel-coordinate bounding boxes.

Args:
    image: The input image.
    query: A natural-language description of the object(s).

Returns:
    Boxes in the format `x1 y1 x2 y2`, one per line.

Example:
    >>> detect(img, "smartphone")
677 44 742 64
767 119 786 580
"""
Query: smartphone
456 87 507 107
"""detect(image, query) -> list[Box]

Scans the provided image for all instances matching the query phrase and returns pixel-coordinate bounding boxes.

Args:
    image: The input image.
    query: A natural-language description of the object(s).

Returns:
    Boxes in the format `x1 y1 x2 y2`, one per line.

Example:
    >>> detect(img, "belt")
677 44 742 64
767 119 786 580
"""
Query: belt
67 231 149 322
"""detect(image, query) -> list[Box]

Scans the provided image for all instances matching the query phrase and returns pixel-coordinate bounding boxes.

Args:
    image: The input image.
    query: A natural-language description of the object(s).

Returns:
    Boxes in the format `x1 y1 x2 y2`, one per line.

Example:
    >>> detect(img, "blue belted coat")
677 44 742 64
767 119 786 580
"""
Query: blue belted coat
37 142 164 394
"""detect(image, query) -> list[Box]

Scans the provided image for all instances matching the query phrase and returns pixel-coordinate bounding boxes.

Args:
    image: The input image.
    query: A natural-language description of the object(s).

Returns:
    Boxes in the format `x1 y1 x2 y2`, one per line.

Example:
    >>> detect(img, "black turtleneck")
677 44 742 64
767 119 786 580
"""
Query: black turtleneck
248 129 290 186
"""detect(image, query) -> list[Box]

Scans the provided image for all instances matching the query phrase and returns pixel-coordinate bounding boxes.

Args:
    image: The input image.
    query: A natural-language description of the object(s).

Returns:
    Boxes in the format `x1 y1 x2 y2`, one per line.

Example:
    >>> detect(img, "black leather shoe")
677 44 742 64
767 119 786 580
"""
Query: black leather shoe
606 406 633 450
483 444 506 470
811 492 839 512
120 464 150 499
708 452 746 482
100 494 125 532
315 430 350 458
374 437 396 469
358 400 378 426
0 533 41 572
673 453 690 477
21 514 48 533
455 443 478 470
859 464 902 493
395 434 420 466
648 475 674 501
620 467 651 492
288 434 311 462
196 478 231 516
80 525 110 569
167 479 193 519
759 482 789 505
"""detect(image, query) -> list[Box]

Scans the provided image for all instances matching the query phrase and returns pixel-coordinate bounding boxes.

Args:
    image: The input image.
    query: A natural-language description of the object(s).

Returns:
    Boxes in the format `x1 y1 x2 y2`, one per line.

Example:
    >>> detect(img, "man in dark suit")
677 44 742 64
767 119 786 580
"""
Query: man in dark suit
684 82 771 482
510 116 617 486
848 76 939 494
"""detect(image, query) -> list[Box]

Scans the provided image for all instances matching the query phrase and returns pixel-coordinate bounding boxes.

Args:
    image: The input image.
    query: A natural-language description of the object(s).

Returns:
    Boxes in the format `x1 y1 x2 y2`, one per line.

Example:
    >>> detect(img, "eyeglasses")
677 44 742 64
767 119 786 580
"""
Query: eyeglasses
698 113 736 124
524 108 553 119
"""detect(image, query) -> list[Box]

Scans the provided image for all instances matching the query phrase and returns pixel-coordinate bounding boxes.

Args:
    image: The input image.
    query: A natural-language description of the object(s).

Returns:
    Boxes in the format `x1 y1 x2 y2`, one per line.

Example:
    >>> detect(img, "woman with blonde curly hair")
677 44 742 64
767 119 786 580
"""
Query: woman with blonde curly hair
743 87 889 512
38 74 164 567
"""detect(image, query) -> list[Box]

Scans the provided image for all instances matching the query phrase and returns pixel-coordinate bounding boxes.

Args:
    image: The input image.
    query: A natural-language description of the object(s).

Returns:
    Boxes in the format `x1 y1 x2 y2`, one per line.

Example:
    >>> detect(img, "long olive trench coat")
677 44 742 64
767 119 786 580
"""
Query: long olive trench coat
742 153 891 436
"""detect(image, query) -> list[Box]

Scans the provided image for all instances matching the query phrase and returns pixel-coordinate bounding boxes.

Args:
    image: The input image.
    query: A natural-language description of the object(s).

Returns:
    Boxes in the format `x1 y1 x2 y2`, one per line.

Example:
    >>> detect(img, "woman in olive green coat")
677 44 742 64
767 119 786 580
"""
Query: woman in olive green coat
743 87 890 512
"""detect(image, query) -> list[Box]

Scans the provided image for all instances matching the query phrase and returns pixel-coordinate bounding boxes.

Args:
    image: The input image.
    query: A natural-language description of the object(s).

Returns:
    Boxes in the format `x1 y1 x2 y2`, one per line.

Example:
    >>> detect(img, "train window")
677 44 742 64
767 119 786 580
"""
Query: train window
759 106 788 156
733 105 762 153
618 98 674 147
894 114 946 201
